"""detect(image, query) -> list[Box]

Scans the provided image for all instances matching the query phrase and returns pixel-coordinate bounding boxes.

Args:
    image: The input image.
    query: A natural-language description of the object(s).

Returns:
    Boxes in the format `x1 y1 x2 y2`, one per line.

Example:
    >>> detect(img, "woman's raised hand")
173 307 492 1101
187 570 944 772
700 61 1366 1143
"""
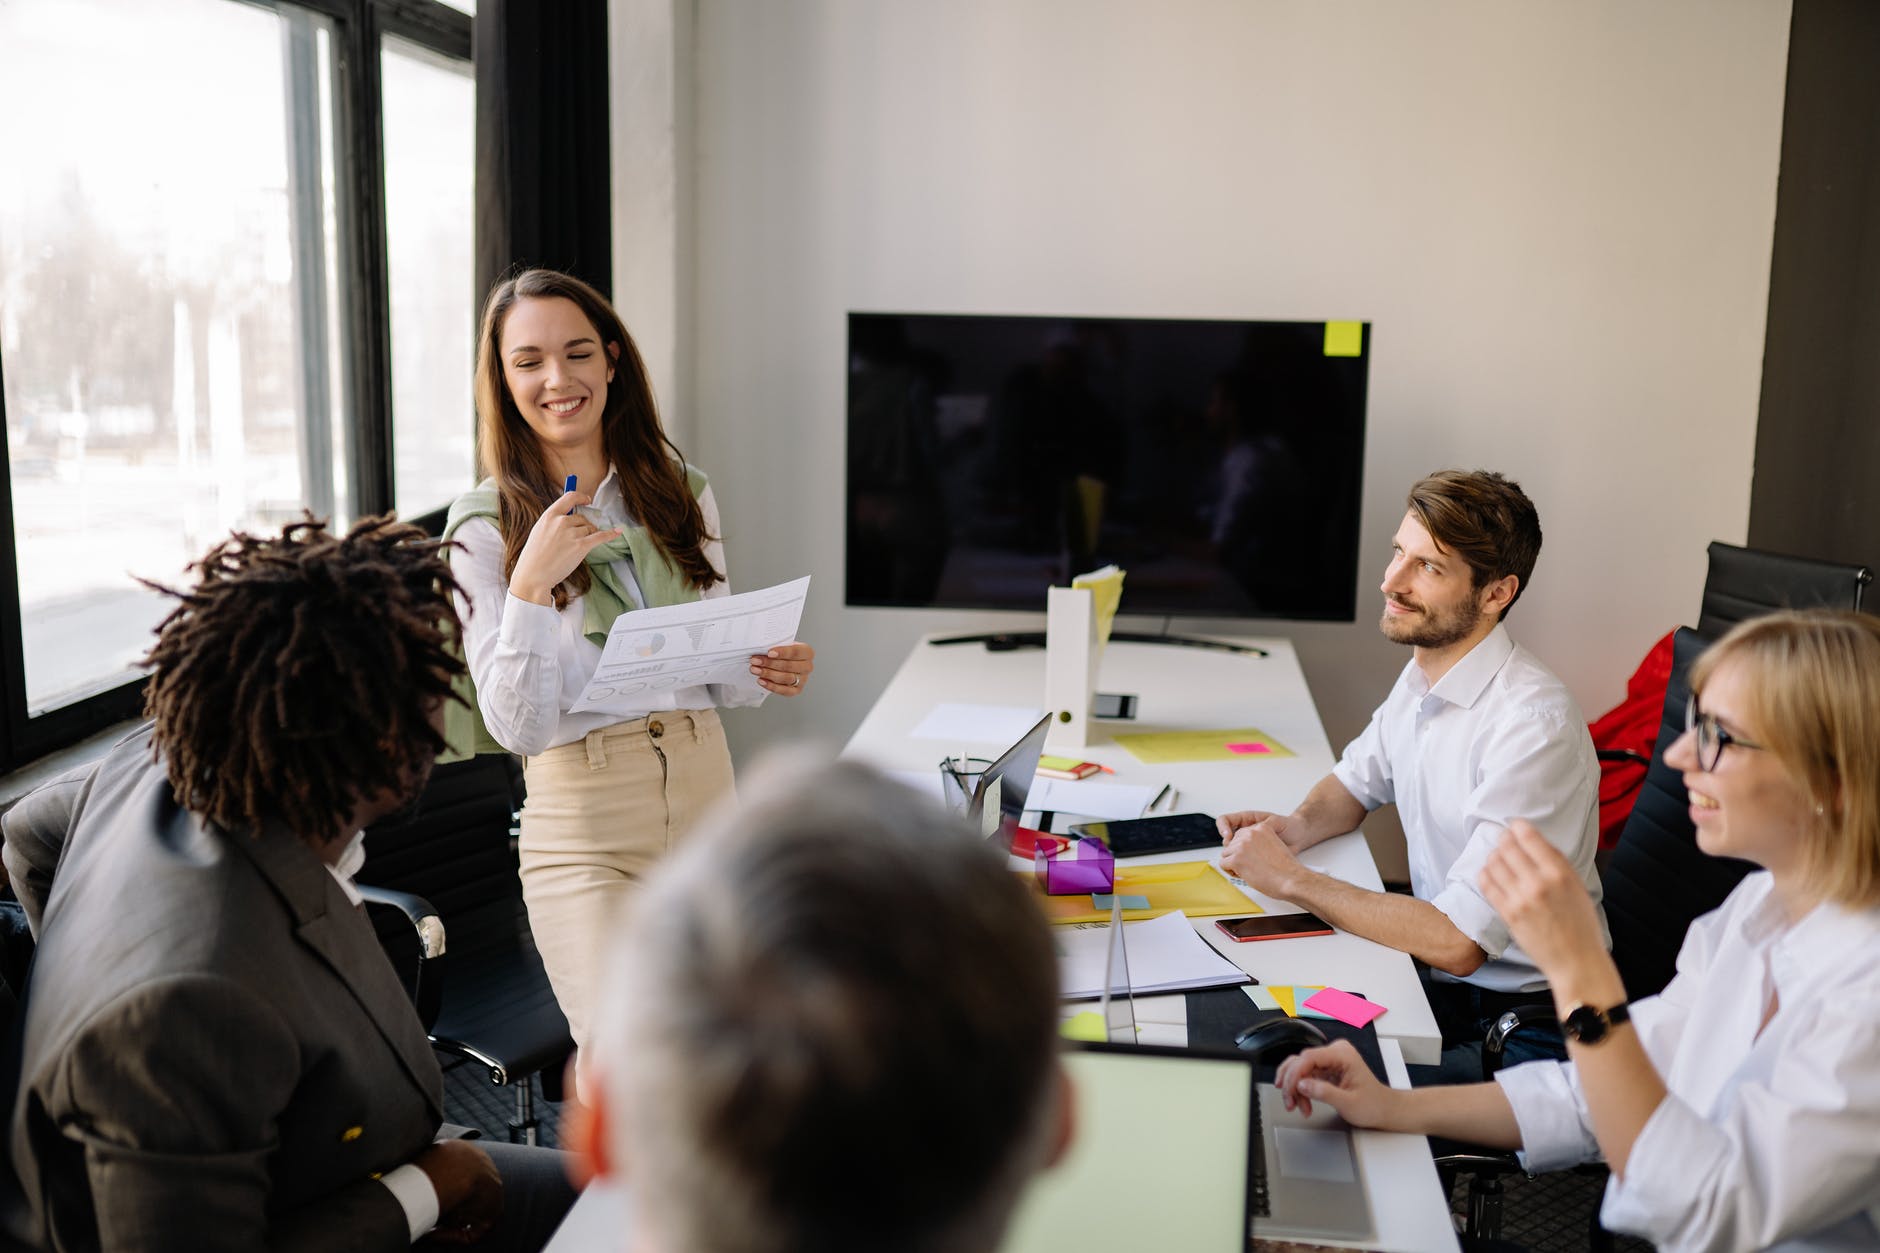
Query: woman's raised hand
509 491 624 606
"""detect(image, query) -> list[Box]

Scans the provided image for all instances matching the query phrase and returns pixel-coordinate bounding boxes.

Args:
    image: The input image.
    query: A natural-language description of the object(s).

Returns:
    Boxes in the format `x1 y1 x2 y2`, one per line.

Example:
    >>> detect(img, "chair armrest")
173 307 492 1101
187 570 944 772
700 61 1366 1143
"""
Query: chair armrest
1483 1004 1559 1075
358 885 448 957
359 884 447 1028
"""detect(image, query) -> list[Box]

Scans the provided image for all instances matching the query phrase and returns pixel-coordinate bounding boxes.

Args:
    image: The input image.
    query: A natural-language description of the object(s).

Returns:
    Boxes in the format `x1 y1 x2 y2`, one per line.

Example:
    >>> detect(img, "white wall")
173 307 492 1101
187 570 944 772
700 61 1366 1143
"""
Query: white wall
616 0 1791 875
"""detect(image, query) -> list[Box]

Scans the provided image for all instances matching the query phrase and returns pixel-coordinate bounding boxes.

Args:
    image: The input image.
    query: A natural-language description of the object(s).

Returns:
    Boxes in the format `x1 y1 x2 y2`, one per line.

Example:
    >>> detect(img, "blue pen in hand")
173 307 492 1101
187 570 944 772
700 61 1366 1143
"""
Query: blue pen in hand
564 474 577 515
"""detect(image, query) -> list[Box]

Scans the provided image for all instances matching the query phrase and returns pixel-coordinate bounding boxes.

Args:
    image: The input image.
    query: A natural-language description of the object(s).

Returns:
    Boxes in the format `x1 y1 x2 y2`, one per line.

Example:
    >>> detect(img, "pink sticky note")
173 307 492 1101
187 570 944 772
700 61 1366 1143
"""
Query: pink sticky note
1226 741 1271 754
1301 987 1386 1028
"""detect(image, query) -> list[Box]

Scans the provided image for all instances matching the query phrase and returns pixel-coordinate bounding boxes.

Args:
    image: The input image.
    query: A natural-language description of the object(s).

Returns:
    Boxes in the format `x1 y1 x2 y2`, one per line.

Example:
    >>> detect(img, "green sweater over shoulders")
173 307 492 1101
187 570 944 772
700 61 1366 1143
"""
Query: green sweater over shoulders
438 465 711 759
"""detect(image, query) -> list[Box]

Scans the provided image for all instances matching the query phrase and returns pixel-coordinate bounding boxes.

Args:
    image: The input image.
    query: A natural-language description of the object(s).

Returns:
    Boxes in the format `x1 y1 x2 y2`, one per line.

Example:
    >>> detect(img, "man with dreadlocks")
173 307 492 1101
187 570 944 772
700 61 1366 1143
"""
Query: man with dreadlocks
1 517 575 1252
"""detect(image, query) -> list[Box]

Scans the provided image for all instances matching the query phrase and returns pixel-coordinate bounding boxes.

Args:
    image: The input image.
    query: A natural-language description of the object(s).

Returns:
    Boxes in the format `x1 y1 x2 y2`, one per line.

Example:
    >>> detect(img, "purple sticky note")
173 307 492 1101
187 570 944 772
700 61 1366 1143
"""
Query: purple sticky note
1226 741 1272 755
1301 987 1386 1028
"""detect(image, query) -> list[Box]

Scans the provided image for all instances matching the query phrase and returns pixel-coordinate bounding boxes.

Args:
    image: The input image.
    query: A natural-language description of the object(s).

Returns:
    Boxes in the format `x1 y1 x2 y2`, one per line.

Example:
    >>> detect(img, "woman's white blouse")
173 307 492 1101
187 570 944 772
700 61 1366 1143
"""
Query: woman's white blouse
1496 871 1880 1251
447 472 763 757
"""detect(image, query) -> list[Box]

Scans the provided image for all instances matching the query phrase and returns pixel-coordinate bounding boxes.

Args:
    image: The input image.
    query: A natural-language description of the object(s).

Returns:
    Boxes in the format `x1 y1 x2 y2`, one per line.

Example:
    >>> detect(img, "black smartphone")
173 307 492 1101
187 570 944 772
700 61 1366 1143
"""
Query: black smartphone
1068 812 1219 857
1214 913 1335 943
1091 691 1137 720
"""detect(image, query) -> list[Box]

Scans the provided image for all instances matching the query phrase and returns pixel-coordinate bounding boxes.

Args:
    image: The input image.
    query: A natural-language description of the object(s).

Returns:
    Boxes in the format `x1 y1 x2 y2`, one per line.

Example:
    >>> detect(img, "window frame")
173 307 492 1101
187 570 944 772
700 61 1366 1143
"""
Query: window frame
0 0 474 770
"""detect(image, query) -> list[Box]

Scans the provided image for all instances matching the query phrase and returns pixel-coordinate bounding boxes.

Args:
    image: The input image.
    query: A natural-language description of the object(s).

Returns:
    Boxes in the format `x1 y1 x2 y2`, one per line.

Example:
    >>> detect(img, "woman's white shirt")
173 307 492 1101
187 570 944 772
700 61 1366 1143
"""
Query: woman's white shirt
448 473 764 757
1496 871 1880 1251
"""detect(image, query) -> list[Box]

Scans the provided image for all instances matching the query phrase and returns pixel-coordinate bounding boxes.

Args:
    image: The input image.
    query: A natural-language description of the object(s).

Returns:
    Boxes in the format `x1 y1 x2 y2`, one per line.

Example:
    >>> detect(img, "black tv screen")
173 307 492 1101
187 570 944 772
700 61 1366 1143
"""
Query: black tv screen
846 313 1369 620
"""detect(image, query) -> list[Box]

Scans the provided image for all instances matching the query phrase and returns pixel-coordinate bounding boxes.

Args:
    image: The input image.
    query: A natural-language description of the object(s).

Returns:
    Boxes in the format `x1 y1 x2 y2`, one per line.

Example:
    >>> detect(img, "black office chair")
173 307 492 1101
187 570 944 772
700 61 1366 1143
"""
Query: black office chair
1442 542 1871 1242
361 754 573 1145
1695 540 1871 639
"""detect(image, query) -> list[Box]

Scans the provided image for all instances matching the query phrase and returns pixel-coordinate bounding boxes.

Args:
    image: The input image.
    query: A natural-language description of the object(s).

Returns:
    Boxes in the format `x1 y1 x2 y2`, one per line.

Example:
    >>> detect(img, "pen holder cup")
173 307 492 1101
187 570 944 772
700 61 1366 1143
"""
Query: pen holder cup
938 757 995 819
1034 837 1115 896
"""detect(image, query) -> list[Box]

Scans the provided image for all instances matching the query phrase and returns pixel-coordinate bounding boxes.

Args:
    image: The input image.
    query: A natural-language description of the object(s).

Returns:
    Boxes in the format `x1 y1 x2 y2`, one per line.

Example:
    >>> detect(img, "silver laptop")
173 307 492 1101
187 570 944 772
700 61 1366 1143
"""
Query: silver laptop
1003 897 1373 1250
1000 1042 1374 1250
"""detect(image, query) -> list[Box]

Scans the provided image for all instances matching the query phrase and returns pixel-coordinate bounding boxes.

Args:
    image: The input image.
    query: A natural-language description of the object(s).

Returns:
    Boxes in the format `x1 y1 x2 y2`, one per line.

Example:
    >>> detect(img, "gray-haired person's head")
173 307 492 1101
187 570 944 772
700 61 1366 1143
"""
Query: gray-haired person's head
588 755 1067 1253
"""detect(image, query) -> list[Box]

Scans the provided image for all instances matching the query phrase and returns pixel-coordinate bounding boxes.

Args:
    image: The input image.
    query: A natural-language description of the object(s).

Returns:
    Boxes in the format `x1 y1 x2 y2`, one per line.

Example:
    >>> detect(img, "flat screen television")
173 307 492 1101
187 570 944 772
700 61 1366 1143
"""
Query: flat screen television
846 313 1370 620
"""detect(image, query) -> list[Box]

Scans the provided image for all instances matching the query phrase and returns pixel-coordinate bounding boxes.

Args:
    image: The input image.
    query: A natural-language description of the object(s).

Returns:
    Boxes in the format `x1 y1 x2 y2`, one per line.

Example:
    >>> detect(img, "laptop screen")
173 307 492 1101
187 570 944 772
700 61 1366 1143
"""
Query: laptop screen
971 713 1051 844
998 1043 1255 1253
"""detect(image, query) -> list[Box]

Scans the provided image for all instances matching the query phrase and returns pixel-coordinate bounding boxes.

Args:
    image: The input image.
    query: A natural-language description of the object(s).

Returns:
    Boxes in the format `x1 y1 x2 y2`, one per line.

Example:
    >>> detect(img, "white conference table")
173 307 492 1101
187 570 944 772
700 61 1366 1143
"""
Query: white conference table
544 633 1461 1253
839 632 1459 1253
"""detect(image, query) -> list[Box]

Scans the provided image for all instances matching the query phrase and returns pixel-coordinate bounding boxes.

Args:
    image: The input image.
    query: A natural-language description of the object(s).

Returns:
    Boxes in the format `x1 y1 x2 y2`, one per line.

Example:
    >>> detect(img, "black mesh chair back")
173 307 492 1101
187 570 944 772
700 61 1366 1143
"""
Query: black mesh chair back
363 754 572 1142
1697 541 1871 639
1599 627 1755 1001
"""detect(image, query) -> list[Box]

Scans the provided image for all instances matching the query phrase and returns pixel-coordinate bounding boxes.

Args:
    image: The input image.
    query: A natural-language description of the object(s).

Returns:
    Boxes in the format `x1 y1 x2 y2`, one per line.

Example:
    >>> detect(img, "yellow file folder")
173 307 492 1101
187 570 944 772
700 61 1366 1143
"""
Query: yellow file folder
1031 860 1262 926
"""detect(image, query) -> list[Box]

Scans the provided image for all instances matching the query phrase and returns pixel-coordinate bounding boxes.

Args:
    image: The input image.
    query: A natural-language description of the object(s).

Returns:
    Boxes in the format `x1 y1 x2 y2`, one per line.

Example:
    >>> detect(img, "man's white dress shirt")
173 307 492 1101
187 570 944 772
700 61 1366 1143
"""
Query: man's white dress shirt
449 470 764 757
1498 873 1880 1251
1331 623 1602 992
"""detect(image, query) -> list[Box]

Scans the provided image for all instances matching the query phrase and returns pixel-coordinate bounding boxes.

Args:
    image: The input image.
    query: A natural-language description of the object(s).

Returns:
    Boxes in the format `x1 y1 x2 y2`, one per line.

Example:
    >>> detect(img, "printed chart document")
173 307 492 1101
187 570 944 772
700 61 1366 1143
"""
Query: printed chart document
569 576 809 713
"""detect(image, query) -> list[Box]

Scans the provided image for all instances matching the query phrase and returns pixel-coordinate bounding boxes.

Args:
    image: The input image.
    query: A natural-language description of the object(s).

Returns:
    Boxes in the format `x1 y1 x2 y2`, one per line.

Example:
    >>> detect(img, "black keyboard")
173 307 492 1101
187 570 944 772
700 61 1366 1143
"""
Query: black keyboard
1067 813 1221 857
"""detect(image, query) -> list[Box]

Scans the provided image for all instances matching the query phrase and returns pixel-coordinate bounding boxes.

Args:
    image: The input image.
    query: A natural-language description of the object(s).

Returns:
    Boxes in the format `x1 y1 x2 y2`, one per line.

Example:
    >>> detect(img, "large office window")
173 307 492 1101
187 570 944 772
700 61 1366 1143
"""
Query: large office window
0 0 474 767
383 32 477 518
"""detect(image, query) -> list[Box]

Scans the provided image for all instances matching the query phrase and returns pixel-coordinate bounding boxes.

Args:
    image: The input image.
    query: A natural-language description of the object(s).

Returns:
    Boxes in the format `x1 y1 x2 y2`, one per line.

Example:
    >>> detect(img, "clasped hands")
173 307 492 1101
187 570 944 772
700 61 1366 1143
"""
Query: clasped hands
414 1139 502 1246
1216 810 1311 899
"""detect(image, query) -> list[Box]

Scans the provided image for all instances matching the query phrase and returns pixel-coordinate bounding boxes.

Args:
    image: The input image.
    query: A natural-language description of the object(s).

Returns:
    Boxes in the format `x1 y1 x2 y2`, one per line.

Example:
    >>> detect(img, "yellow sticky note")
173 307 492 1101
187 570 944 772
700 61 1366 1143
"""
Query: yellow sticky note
1323 321 1363 357
1060 1011 1107 1042
1270 986 1299 1017
1112 728 1295 765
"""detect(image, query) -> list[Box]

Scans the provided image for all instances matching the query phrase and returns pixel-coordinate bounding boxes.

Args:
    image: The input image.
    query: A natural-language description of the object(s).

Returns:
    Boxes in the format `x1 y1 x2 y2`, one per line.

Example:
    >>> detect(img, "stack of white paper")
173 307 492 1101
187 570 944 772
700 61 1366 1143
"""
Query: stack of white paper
1056 910 1250 1000
1027 778 1156 821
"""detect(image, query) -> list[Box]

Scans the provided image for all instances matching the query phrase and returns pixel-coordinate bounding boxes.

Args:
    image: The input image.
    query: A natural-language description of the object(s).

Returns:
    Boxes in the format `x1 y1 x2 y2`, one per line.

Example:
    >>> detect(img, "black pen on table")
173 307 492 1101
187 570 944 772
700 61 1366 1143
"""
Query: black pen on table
1150 782 1173 811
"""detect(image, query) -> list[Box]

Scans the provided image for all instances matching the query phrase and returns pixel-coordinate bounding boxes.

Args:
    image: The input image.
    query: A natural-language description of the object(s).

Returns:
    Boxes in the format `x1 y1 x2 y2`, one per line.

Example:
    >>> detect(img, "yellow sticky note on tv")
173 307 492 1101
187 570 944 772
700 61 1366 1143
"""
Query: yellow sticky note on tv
1323 321 1363 357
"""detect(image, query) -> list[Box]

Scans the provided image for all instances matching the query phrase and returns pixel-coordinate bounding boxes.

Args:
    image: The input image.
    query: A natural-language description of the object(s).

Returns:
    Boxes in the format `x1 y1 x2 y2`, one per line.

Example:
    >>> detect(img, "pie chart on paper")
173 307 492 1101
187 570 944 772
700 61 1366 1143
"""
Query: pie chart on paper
630 632 667 658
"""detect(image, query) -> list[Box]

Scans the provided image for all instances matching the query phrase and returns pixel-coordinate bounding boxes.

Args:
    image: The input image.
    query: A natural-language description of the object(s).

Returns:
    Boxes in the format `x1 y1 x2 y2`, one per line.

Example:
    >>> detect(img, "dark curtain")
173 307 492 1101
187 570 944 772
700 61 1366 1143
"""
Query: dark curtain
475 0 613 304
1748 0 1880 570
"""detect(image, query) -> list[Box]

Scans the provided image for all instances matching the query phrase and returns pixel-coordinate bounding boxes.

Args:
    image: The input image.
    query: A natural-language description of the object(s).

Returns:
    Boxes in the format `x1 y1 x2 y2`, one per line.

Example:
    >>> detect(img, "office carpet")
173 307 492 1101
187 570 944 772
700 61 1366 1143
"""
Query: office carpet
1446 1170 1654 1252
442 1056 564 1148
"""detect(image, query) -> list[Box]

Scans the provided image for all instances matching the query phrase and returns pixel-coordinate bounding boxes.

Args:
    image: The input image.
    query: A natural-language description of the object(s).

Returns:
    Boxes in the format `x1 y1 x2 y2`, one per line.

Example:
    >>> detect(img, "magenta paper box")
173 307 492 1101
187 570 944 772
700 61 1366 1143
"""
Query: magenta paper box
1034 837 1115 896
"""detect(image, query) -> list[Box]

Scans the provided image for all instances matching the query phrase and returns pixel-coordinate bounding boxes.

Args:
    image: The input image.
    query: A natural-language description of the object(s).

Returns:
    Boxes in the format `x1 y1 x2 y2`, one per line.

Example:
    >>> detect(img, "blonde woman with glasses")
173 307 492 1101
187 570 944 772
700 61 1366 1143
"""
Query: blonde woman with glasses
1273 609 1880 1251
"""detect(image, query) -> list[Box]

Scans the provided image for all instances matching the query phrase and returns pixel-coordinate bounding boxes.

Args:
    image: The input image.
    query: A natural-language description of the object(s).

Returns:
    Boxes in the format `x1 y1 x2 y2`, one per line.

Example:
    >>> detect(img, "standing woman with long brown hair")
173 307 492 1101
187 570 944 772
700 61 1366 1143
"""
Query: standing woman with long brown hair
444 268 814 1067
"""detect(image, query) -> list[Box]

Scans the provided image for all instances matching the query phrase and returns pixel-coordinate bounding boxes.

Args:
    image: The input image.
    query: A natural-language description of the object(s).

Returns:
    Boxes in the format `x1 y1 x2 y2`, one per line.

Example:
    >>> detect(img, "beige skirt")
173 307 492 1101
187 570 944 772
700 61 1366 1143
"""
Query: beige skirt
518 708 734 1061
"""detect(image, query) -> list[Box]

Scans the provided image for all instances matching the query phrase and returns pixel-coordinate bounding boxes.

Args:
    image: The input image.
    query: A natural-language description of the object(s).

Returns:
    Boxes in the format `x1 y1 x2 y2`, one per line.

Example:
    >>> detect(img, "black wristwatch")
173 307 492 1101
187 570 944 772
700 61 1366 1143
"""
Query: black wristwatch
1562 1001 1632 1046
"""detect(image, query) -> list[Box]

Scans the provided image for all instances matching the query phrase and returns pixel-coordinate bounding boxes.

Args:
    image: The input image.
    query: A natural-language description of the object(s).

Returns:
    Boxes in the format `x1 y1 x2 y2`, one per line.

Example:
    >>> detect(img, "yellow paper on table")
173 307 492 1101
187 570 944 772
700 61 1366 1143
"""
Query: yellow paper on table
1112 727 1294 764
1071 564 1125 648
1269 986 1299 1017
1031 860 1261 925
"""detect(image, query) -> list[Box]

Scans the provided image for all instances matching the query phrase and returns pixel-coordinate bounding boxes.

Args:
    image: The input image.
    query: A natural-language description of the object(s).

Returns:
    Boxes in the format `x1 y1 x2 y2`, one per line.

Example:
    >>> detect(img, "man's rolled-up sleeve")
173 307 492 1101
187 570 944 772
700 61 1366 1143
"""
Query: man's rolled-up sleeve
1330 705 1393 812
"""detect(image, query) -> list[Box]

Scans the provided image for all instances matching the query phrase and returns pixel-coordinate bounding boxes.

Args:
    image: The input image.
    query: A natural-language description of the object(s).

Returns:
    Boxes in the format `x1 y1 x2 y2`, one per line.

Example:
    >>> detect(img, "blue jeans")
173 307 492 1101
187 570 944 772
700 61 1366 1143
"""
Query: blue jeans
1408 966 1567 1087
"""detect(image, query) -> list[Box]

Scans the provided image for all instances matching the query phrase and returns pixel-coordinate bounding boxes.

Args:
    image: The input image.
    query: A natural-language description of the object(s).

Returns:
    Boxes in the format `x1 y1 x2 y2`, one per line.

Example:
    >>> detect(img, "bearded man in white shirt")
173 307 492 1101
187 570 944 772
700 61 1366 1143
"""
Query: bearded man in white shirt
1220 469 1602 1080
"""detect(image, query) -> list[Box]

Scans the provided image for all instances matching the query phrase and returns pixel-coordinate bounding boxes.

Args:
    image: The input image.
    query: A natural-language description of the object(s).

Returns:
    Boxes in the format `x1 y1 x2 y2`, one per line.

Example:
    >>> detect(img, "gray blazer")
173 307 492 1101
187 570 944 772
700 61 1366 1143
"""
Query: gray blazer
3 728 445 1252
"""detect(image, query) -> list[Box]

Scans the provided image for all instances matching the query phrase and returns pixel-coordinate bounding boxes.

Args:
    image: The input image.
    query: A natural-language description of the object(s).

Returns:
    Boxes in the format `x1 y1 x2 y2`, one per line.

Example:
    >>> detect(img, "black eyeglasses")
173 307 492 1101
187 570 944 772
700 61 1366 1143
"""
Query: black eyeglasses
1685 693 1765 772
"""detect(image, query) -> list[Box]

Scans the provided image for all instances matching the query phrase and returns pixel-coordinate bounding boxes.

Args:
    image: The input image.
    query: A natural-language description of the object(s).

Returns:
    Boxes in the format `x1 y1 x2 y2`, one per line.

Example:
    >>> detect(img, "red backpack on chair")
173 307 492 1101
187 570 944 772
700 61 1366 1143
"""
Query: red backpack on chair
1587 631 1676 851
